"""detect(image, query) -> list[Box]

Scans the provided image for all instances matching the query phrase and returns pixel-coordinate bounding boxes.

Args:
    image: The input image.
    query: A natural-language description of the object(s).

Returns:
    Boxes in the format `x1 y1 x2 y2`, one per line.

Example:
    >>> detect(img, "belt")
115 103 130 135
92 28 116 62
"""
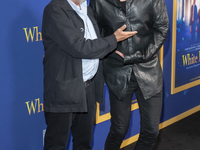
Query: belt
84 77 94 87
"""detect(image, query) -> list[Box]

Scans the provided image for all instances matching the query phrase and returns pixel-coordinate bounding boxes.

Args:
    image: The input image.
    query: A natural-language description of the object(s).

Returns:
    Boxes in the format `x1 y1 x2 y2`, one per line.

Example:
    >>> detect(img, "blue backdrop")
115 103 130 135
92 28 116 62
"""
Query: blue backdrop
0 0 200 150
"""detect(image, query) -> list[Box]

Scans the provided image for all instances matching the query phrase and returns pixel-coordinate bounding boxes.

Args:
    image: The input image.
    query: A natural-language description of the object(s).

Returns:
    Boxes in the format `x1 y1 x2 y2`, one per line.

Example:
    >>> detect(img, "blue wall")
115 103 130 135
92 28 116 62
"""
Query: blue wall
0 0 200 150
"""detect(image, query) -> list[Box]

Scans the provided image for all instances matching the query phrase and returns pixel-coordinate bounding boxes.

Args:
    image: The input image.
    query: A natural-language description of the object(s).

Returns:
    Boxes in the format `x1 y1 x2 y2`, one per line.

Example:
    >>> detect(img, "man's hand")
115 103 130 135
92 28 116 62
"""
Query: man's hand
114 25 137 42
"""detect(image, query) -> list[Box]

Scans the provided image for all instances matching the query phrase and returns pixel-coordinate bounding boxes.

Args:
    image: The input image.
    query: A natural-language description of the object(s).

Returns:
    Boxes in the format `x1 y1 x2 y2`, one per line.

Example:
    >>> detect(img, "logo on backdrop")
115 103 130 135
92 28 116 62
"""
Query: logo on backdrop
23 26 42 43
182 51 200 68
25 98 44 115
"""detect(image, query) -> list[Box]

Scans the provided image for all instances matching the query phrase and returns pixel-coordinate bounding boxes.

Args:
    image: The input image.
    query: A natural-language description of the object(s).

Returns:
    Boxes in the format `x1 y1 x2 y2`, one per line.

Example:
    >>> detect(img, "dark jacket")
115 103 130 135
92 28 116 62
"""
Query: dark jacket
42 0 117 113
90 0 169 100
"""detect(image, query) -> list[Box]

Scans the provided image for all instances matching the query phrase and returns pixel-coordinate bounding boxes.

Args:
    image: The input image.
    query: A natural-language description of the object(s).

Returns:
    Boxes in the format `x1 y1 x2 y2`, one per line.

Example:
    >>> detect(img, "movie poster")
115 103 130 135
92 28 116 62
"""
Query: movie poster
172 0 200 94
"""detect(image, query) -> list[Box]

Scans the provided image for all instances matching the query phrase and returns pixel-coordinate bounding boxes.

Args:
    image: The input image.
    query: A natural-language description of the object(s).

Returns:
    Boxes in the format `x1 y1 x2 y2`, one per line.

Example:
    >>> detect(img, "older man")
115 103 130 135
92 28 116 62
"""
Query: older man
42 0 137 149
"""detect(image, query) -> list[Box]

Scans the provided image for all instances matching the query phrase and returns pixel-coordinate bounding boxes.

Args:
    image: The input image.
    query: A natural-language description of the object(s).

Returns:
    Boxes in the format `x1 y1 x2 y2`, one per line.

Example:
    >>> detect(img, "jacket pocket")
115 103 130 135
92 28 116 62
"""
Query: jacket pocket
54 78 85 105
103 62 132 101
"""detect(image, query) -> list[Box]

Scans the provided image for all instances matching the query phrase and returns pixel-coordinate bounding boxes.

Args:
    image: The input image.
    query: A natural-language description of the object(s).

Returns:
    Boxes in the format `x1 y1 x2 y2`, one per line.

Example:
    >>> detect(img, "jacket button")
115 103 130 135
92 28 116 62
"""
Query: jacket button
80 28 84 32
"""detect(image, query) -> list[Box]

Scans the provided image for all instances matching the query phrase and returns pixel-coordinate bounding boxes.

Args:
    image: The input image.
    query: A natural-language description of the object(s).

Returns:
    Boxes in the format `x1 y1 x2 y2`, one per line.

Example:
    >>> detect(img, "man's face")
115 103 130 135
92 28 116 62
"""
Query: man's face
194 0 196 5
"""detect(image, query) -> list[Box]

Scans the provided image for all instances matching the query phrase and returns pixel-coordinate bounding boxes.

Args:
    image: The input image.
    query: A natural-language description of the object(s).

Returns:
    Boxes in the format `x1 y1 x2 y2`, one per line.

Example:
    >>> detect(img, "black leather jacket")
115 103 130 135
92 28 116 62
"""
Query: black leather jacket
90 0 169 100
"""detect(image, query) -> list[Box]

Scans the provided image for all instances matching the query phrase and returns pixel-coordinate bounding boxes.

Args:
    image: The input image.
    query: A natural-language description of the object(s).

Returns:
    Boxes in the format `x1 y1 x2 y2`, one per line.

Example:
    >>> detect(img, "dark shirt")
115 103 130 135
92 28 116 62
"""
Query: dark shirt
120 1 126 13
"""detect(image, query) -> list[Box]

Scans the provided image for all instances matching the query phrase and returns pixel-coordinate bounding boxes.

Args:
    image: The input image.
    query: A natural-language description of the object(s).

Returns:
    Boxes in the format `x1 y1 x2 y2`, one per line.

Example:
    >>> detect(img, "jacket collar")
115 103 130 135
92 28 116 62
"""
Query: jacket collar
53 0 76 11
105 0 121 8
60 0 121 10
52 0 100 37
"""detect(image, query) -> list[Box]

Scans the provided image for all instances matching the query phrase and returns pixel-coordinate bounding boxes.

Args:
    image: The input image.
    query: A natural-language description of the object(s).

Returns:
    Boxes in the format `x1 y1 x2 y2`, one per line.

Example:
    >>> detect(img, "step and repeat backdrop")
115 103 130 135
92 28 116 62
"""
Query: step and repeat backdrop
1 0 200 150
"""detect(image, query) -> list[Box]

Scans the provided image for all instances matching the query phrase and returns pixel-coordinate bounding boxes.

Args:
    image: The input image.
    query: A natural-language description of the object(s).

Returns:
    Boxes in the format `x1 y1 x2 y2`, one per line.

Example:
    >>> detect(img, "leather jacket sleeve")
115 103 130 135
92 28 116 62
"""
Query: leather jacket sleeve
123 0 169 65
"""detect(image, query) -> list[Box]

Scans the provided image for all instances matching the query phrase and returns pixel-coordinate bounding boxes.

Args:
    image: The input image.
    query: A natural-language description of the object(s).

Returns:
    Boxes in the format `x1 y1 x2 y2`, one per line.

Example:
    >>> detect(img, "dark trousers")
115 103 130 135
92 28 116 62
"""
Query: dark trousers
104 72 163 150
44 82 96 150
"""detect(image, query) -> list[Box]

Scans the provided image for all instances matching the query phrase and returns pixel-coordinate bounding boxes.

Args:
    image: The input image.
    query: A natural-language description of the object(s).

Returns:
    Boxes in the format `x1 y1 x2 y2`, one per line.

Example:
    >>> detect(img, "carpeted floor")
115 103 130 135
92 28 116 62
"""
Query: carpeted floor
121 111 200 150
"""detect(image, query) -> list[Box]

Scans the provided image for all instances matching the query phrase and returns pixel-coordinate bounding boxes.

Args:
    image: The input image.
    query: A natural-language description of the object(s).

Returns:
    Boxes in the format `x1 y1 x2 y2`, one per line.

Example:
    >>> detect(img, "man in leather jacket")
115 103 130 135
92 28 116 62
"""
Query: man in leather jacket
90 0 169 149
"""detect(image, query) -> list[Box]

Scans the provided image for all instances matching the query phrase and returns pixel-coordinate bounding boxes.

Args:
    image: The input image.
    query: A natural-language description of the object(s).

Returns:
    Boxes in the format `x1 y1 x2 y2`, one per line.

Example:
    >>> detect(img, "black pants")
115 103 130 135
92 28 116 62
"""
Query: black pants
44 82 96 150
104 72 163 150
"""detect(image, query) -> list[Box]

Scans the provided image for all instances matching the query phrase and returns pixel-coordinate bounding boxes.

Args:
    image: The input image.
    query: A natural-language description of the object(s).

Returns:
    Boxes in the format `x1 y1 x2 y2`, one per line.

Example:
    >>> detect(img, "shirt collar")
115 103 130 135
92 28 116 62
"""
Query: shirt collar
67 0 87 12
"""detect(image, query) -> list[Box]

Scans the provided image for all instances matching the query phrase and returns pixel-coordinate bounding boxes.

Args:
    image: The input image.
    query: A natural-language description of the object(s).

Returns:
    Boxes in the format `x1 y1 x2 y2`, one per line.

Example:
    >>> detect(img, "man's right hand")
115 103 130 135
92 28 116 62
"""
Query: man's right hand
114 25 137 42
